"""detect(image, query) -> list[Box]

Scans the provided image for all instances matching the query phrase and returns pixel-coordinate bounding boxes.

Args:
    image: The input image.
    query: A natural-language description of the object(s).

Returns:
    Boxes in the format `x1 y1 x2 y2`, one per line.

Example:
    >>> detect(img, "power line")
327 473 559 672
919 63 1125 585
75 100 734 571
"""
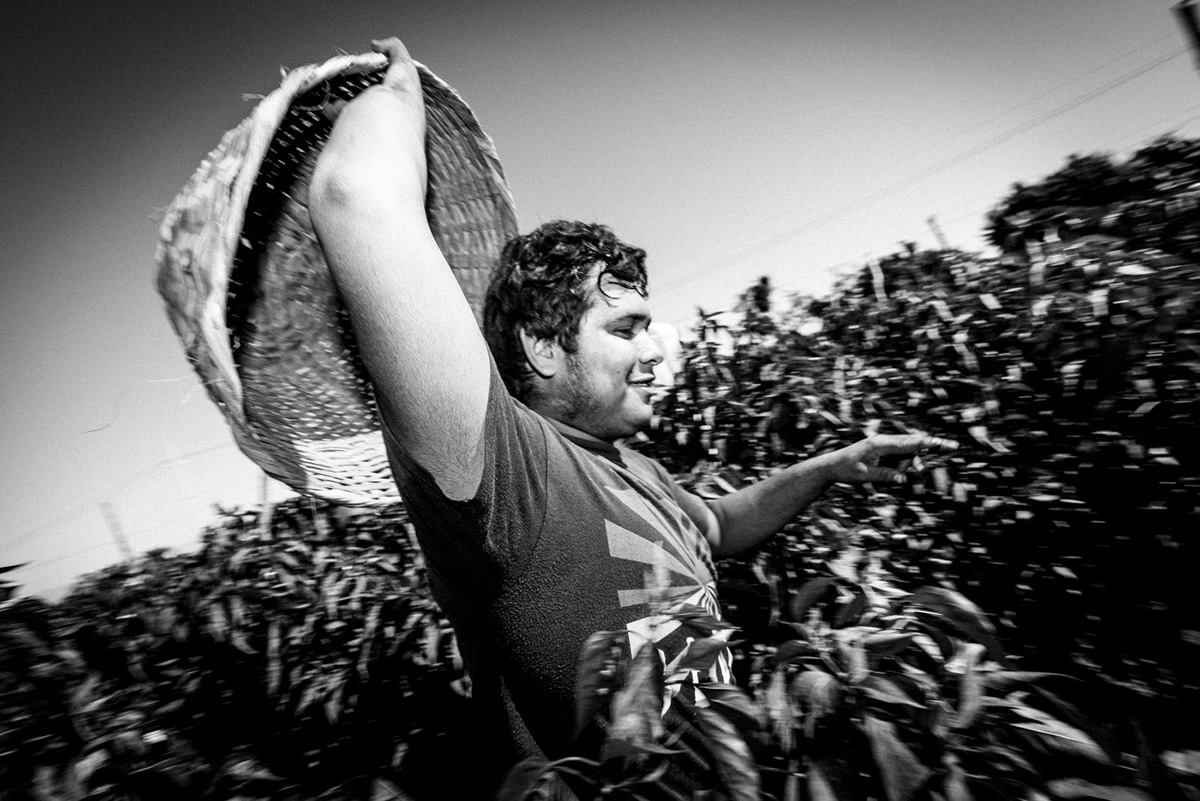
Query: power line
11 542 115 573
898 35 1182 168
670 38 1184 269
656 45 1188 295
0 441 233 550
10 507 207 579
744 104 1200 306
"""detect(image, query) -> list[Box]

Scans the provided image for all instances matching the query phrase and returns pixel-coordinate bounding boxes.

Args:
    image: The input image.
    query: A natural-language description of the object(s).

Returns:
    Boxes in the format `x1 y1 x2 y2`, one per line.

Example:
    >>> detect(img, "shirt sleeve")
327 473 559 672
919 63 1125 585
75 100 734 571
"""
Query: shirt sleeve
384 353 551 594
621 447 717 546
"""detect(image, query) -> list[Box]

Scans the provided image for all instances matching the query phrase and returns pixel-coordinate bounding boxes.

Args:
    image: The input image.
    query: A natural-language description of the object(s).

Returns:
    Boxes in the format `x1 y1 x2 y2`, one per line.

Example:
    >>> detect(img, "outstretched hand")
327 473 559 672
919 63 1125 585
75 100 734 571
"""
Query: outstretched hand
822 434 958 486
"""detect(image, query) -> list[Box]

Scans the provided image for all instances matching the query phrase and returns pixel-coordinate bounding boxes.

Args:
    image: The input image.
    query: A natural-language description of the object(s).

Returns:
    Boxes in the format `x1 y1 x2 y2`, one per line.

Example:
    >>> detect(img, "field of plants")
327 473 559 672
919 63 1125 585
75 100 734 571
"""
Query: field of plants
3 136 1199 800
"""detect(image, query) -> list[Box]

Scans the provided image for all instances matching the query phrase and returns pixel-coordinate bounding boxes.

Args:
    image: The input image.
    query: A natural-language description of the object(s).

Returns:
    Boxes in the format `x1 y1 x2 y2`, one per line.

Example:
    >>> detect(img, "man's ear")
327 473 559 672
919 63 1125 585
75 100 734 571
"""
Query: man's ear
519 327 560 379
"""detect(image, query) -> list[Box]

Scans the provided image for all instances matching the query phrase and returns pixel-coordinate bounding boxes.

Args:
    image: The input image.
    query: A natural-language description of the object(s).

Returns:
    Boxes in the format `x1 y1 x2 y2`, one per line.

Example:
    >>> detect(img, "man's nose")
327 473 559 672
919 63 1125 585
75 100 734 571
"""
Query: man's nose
638 330 664 366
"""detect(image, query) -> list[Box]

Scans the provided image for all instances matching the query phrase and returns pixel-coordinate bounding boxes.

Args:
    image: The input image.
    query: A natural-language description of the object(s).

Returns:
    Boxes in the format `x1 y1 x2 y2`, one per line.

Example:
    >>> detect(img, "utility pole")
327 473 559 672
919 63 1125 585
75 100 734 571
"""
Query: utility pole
259 472 274 540
1175 1 1200 78
99 502 134 564
927 215 950 251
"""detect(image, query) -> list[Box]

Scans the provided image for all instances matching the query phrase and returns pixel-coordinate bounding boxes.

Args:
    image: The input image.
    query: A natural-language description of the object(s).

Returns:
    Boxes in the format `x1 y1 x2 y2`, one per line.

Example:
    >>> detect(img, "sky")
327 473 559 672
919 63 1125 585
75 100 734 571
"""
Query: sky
3 0 1199 599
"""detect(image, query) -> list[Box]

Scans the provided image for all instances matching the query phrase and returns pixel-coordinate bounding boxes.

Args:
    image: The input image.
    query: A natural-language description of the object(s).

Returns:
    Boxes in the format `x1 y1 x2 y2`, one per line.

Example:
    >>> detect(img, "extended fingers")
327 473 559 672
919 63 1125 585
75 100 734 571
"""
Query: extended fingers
864 466 908 485
874 433 958 456
371 37 420 90
372 37 411 61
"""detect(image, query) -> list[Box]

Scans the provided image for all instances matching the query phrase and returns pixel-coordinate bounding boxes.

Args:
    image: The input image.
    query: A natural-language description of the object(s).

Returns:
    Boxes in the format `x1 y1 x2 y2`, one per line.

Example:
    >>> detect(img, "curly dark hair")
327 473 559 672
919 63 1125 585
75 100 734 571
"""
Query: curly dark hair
483 220 648 401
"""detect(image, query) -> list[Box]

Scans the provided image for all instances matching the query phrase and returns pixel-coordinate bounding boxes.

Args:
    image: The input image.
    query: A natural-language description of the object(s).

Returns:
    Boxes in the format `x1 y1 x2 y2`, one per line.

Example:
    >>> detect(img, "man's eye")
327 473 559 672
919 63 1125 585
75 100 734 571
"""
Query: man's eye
613 328 635 339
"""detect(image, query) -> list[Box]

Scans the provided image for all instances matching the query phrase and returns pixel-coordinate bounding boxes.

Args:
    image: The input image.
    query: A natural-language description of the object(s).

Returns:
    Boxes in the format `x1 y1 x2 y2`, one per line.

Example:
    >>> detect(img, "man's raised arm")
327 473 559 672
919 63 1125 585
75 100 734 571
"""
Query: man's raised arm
309 38 491 501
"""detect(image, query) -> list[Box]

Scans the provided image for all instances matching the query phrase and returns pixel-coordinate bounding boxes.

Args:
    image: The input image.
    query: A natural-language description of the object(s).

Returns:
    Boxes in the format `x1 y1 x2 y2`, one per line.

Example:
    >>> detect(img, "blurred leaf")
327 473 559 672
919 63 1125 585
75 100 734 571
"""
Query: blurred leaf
766 666 795 753
608 640 665 749
371 776 415 800
496 757 553 801
1045 778 1154 800
794 670 842 738
573 630 623 739
861 675 927 710
789 578 839 621
771 639 820 667
699 682 765 736
942 754 974 801
907 587 1007 665
833 590 869 628
981 672 1074 695
861 630 918 656
950 646 983 731
665 636 729 678
600 738 681 760
697 704 761 801
862 713 931 801
808 760 841 801
668 603 739 636
1007 706 1110 764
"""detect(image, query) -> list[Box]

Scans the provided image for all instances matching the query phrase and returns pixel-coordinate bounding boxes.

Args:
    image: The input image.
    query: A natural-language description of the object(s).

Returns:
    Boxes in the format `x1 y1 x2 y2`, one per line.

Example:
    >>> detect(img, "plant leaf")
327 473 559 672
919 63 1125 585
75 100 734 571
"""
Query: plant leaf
573 630 622 739
608 639 665 749
789 578 839 621
942 755 973 801
808 761 840 801
1007 705 1110 765
496 757 553 801
668 603 739 636
833 590 869 628
765 665 795 753
698 682 766 735
862 712 932 801
793 669 842 738
980 671 1075 695
697 704 761 801
1045 779 1154 800
861 630 918 656
950 645 984 730
771 639 820 667
861 675 927 710
600 738 681 760
665 636 729 678
907 587 1008 665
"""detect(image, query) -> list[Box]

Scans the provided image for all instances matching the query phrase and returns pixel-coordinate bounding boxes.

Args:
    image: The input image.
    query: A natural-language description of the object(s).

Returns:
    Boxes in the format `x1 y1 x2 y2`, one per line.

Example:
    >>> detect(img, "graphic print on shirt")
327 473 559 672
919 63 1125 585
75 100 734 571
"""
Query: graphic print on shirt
603 483 734 698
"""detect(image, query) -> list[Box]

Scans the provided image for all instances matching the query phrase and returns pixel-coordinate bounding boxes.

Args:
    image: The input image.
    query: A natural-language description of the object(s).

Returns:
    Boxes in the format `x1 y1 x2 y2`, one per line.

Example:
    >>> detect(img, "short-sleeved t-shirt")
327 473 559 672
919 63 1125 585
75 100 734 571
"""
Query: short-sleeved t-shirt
387 357 732 795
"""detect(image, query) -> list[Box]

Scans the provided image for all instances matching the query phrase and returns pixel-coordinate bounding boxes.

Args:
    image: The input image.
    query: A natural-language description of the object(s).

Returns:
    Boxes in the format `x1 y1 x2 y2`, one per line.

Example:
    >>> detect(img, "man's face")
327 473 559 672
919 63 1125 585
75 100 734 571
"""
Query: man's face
555 276 663 441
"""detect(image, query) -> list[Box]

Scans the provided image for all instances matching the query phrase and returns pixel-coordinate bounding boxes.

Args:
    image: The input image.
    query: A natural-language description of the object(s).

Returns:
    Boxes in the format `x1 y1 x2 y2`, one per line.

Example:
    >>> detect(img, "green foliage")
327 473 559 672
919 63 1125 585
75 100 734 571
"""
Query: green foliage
760 556 1145 801
638 228 1200 748
499 592 760 801
2 500 465 801
7 137 1200 801
986 135 1200 261
624 139 1200 798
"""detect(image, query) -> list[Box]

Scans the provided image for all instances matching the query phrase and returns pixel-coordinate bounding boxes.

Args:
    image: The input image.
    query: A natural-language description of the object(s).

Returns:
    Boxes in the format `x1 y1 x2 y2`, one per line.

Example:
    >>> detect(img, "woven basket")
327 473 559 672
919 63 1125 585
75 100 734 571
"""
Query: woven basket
156 51 518 506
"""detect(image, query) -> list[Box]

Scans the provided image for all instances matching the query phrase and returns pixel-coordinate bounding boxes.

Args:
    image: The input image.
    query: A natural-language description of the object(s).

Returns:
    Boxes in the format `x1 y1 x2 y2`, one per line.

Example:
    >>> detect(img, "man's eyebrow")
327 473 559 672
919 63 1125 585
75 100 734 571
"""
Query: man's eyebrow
610 311 652 326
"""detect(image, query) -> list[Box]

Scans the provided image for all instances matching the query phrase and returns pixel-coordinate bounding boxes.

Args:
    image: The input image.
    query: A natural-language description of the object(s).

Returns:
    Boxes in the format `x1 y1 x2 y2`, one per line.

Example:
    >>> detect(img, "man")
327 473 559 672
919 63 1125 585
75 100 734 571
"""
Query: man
310 37 955 797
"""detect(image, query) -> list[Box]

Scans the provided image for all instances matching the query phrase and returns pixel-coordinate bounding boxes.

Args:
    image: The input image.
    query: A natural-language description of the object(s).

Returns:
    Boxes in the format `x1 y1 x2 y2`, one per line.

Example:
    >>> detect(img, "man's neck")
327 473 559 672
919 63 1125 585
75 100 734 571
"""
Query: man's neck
544 415 611 447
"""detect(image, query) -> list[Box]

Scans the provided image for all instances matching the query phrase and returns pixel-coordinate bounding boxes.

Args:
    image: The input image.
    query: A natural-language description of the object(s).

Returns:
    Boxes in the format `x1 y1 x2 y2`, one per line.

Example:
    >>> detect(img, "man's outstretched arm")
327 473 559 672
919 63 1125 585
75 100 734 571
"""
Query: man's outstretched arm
309 38 491 501
697 434 958 559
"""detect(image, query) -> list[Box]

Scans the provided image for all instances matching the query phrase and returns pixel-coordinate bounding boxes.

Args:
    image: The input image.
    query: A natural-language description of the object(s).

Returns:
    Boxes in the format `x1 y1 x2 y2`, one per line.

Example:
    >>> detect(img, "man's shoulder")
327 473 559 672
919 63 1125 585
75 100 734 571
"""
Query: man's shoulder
614 442 675 485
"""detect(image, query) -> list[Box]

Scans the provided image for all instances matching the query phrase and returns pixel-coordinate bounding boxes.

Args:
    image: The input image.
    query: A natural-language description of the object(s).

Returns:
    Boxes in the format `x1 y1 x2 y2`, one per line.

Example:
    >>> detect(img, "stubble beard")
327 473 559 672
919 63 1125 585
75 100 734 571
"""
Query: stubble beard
563 352 641 441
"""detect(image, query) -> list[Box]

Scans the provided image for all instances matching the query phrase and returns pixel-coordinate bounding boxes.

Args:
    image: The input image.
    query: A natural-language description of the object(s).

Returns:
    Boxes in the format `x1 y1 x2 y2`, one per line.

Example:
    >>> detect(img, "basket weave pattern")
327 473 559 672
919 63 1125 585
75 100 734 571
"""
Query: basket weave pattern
156 53 518 506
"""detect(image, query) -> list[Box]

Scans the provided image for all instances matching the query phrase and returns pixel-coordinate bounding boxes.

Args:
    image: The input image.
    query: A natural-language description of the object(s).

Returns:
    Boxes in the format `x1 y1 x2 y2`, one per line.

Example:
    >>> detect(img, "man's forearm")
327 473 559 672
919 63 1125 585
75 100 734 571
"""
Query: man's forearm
706 454 835 558
703 433 958 559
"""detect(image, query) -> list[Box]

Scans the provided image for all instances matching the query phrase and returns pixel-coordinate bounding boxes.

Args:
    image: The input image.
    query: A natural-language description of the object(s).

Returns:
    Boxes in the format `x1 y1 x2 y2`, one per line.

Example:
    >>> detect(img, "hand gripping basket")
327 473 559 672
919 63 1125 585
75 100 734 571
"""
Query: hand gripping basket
155 50 518 506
